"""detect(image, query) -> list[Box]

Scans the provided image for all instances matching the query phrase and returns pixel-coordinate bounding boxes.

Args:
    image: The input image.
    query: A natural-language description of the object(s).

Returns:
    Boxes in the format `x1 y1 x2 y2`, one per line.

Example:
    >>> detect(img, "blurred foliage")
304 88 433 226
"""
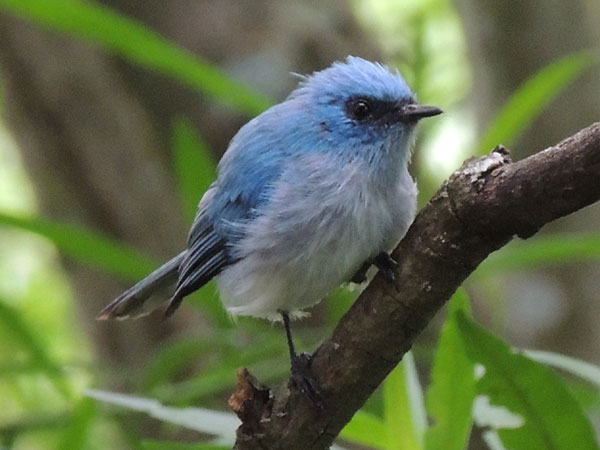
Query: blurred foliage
352 0 470 107
340 352 429 450
353 0 472 203
457 315 598 450
0 0 271 116
0 0 598 449
477 51 595 155
424 290 474 450
0 212 158 282
172 118 217 224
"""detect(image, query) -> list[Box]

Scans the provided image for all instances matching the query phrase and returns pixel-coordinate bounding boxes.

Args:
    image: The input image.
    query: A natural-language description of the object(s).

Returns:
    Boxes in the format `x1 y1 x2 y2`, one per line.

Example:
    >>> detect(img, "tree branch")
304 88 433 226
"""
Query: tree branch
230 122 600 450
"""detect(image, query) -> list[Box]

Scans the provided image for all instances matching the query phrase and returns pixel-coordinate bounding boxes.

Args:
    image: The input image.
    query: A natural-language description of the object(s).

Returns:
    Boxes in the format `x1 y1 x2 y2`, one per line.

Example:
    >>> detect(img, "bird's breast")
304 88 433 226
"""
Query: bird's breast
231 152 416 276
216 152 417 318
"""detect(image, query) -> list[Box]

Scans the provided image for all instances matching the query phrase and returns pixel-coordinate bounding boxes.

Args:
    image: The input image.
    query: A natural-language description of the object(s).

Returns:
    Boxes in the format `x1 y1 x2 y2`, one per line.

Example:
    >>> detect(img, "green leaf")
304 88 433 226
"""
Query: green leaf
477 51 593 154
567 381 600 414
524 350 600 388
155 354 289 405
0 212 157 281
142 337 227 392
57 398 97 450
141 441 228 450
152 365 238 404
340 411 387 450
425 289 475 450
0 361 44 376
142 330 287 402
86 389 239 441
384 351 425 450
172 118 216 223
0 299 72 398
457 314 599 450
474 233 600 279
0 0 271 115
0 414 71 438
141 329 285 396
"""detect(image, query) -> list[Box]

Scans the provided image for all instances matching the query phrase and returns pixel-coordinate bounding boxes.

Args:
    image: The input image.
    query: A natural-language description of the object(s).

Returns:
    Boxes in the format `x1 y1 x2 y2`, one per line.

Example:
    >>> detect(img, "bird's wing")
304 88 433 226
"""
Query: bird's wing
165 151 285 316
165 107 298 316
165 216 229 316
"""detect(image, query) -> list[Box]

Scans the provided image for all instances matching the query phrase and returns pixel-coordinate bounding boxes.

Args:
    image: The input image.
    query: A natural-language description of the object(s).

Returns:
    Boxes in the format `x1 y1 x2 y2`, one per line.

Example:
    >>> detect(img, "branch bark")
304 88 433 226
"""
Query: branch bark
230 122 600 450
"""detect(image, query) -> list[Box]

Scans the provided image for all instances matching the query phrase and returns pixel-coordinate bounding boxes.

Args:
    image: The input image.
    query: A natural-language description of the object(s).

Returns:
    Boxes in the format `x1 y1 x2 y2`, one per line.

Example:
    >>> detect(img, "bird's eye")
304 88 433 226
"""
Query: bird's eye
351 99 371 120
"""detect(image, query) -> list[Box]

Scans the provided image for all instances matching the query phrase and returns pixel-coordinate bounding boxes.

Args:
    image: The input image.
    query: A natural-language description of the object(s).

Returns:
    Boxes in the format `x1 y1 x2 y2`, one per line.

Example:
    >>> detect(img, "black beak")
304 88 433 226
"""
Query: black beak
400 103 443 122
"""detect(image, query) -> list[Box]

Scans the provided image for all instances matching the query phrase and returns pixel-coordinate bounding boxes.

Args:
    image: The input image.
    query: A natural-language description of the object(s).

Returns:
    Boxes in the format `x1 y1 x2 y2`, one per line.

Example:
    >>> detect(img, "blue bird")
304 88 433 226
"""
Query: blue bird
98 56 442 403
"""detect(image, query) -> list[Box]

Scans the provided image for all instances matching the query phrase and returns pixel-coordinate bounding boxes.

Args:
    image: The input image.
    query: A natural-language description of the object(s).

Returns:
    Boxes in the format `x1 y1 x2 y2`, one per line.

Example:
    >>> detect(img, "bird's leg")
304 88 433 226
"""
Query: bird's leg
374 251 400 290
350 260 371 284
280 311 324 409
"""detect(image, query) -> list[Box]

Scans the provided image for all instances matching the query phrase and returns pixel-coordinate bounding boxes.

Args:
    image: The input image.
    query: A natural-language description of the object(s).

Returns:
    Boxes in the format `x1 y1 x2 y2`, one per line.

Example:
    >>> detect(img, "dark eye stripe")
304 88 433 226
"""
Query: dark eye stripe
345 96 415 123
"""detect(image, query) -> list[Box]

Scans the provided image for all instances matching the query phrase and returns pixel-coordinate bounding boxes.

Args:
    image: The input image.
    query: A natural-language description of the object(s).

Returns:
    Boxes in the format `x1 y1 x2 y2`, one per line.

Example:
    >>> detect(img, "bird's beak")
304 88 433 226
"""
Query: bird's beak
399 103 443 122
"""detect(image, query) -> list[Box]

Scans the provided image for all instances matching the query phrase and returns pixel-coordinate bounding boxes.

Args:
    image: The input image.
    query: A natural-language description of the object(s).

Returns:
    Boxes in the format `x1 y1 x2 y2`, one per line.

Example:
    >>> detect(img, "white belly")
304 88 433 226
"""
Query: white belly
216 155 417 320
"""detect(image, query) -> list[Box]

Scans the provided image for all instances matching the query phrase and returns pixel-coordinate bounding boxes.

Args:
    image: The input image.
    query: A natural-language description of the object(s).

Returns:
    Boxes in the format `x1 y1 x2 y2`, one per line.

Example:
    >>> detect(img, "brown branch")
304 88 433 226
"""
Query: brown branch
230 122 600 450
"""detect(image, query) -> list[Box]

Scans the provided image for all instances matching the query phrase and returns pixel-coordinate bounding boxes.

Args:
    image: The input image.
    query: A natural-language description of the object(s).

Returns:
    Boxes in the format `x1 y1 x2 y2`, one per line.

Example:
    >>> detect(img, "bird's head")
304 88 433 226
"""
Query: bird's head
288 56 442 164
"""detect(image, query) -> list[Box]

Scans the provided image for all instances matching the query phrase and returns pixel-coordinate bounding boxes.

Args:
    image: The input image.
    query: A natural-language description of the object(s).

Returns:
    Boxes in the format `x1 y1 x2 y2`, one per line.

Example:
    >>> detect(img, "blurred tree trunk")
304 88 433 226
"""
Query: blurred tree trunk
100 0 381 159
457 0 600 360
0 1 378 379
0 16 188 374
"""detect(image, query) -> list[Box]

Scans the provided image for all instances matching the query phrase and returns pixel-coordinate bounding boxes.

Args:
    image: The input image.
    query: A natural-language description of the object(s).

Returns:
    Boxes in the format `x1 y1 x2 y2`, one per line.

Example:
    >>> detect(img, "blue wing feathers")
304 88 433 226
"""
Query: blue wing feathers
165 221 228 316
166 104 302 315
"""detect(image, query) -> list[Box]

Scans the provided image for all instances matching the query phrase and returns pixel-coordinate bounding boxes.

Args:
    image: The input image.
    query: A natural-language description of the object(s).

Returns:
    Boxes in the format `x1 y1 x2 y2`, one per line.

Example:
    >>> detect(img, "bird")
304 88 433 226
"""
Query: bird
97 56 442 405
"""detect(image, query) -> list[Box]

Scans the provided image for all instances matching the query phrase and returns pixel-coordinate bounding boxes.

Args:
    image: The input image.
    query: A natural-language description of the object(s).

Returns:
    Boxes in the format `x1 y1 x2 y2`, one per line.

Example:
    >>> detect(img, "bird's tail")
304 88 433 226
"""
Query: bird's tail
96 251 187 320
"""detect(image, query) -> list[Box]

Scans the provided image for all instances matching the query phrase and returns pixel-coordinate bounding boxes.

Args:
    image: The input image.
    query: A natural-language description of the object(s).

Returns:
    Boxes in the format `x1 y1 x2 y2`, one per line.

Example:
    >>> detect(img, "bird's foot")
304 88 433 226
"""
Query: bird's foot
291 353 324 410
374 252 400 291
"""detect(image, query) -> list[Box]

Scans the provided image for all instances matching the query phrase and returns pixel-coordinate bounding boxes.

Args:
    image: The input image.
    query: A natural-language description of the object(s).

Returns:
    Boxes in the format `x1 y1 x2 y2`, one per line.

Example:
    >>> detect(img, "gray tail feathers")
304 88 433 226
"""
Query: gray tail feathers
96 251 187 320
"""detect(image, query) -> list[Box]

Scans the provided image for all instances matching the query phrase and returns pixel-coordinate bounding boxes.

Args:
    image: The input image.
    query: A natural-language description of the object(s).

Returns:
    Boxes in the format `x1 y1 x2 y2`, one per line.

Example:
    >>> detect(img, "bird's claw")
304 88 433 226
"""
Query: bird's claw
291 353 324 410
374 252 400 291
